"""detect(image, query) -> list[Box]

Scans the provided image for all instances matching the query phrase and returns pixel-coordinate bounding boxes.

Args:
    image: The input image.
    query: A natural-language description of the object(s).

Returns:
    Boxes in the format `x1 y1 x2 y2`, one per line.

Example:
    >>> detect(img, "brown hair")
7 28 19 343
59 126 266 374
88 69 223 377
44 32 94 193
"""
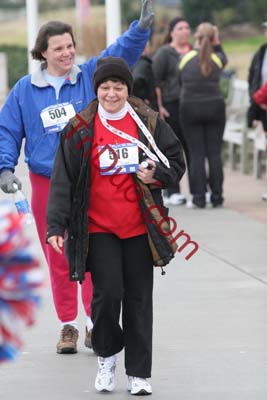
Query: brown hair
31 21 76 61
195 23 215 77
164 17 188 44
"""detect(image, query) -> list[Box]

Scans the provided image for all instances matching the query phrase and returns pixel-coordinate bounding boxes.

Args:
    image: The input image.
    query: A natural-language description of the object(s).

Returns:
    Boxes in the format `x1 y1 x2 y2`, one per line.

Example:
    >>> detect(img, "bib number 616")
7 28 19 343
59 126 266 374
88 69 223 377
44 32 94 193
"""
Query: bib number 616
109 147 129 160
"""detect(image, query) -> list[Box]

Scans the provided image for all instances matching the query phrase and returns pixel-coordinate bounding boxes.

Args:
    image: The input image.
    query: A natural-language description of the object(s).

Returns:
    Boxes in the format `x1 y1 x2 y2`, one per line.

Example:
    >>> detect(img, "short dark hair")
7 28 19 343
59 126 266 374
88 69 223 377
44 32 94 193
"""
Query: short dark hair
31 21 76 61
164 17 188 43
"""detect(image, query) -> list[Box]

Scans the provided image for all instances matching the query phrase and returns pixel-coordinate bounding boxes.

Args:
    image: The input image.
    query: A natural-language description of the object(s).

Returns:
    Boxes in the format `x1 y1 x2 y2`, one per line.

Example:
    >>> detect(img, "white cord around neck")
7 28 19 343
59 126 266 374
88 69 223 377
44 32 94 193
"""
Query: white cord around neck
98 103 128 120
97 101 170 168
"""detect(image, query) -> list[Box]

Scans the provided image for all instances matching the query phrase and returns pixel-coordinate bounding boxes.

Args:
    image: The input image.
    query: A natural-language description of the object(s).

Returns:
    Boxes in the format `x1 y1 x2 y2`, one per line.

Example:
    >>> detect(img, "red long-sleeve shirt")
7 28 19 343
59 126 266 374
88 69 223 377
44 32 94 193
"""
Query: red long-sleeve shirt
88 112 147 239
253 81 267 106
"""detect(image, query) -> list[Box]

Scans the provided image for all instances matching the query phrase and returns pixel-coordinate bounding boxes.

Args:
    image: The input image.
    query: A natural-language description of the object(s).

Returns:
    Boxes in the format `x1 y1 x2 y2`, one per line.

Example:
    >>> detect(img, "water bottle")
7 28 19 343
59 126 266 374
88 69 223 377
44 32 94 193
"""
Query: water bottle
13 184 34 225
140 160 153 170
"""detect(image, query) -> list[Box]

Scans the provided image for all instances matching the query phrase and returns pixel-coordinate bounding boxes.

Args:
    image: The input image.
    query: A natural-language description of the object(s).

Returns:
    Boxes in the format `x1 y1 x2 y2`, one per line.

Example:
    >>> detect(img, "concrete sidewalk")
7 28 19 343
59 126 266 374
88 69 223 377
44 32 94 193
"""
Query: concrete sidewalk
223 166 267 224
0 162 267 400
179 164 267 224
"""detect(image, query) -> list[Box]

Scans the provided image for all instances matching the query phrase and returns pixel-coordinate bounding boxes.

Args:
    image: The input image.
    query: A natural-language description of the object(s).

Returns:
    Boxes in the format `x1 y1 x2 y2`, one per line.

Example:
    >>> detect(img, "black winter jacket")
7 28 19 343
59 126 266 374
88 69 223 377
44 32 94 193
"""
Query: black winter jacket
132 55 157 108
247 43 267 129
152 44 184 103
46 96 185 282
178 45 228 103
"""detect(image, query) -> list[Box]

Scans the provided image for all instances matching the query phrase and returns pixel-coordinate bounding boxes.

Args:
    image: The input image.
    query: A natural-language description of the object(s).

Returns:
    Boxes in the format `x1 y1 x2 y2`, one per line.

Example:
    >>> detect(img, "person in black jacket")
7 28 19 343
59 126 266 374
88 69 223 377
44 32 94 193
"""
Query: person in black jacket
247 22 267 131
46 57 185 395
179 23 227 208
132 41 157 109
248 22 267 201
152 17 192 205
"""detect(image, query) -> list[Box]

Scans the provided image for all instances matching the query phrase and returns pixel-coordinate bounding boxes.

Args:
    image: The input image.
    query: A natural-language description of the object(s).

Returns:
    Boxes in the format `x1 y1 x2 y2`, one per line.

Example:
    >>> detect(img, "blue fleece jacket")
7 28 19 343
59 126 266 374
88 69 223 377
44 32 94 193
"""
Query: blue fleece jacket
0 21 149 178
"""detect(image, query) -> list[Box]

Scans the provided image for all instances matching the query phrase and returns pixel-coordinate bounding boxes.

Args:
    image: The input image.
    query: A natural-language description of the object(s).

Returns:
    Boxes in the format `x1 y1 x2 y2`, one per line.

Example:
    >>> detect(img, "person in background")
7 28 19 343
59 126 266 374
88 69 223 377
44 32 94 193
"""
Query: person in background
179 23 227 208
132 41 157 110
46 56 185 395
252 79 267 201
152 16 192 205
0 0 153 355
248 21 267 201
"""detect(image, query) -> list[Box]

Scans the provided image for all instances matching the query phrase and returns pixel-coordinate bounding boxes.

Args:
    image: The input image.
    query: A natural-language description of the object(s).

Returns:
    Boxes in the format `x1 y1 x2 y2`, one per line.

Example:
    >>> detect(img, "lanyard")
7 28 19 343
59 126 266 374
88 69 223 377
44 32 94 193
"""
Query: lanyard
98 103 170 168
126 102 170 168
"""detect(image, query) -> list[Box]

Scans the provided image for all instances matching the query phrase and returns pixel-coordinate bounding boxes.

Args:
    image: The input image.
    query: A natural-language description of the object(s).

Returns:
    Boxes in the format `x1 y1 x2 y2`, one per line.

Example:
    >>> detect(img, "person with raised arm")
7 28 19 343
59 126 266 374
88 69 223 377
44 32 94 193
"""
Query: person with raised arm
0 0 154 355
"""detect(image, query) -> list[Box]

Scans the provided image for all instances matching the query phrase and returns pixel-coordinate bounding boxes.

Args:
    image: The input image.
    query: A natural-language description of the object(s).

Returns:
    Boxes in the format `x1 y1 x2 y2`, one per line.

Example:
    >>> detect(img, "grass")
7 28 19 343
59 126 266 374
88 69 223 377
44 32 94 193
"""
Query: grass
222 36 264 79
224 35 264 53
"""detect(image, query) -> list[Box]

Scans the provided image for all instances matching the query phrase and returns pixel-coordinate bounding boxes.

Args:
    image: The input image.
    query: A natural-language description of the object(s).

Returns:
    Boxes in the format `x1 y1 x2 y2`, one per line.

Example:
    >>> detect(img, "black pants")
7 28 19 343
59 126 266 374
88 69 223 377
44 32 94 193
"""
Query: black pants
180 98 226 207
164 100 189 196
87 233 154 378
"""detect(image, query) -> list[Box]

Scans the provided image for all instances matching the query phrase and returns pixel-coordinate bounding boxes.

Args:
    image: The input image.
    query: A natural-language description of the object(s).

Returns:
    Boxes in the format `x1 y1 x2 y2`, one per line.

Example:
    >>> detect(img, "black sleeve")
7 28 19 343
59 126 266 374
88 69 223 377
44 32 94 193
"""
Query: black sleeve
132 59 149 100
46 125 81 239
248 52 258 99
213 44 228 67
152 47 168 88
132 58 156 103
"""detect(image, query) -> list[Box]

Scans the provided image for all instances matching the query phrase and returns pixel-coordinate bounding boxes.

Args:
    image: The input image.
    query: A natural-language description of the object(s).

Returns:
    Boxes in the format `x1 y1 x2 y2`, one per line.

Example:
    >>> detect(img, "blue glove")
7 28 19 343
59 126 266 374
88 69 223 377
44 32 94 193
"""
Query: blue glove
138 0 154 30
0 169 22 193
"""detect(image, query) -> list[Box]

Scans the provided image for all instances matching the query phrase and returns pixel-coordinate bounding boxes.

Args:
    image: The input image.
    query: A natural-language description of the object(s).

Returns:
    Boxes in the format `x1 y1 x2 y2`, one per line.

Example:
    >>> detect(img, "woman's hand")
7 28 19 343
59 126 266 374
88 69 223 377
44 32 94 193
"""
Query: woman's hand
47 235 64 254
137 159 157 184
159 105 170 121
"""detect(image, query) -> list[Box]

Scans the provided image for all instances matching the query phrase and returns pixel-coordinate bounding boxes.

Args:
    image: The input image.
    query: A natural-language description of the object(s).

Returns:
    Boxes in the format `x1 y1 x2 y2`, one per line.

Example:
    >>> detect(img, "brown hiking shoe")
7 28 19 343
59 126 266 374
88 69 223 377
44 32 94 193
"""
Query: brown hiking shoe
84 326 93 349
56 324 79 354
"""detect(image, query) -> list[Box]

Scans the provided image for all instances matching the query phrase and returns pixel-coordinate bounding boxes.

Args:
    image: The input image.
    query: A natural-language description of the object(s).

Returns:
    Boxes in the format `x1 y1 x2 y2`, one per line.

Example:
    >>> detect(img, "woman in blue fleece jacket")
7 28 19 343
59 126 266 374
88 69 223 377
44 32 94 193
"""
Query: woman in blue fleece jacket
0 0 153 355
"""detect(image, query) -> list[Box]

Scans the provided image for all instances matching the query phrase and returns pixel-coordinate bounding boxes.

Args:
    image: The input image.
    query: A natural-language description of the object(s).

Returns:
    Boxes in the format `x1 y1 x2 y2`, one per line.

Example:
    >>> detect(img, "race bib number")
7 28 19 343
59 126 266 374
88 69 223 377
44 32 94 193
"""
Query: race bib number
99 143 139 175
41 103 76 134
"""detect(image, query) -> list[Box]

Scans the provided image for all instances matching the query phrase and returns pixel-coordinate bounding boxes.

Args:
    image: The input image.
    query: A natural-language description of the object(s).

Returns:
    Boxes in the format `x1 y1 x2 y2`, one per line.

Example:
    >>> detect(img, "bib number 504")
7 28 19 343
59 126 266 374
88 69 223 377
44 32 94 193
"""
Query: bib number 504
49 107 67 120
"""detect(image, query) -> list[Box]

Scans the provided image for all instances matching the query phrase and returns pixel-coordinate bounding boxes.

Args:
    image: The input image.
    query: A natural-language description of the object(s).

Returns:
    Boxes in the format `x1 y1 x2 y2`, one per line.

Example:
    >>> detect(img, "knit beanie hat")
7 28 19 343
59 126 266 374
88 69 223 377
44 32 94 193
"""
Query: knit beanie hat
93 56 133 94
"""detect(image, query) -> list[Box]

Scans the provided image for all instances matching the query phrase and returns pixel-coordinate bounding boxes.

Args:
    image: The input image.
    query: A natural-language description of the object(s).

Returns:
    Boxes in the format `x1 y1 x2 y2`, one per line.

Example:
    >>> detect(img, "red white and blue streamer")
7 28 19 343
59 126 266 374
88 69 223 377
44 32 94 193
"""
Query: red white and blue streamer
0 200 43 363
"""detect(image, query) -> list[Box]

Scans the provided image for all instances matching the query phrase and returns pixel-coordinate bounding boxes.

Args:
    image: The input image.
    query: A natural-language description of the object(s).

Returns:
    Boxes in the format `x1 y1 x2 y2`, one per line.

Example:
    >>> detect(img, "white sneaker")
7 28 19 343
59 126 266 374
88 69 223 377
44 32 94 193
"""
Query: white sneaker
163 196 171 205
168 193 187 205
261 192 267 201
186 197 195 208
127 376 152 395
95 355 116 392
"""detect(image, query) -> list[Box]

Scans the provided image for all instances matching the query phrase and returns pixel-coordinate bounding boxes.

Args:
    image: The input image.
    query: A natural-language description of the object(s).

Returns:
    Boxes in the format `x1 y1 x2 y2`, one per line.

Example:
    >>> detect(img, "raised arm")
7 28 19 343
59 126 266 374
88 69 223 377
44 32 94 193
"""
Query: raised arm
100 1 153 66
138 0 154 30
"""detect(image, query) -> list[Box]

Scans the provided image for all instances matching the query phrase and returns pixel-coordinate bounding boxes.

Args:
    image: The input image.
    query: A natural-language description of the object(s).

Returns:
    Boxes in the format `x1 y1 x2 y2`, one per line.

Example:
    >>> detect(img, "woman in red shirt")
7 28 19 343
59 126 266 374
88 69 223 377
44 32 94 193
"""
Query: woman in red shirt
47 57 185 395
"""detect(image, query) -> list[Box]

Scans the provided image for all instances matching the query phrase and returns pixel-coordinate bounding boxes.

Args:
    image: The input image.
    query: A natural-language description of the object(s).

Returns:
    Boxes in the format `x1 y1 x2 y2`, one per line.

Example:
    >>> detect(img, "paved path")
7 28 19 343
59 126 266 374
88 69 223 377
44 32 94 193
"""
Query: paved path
0 160 267 400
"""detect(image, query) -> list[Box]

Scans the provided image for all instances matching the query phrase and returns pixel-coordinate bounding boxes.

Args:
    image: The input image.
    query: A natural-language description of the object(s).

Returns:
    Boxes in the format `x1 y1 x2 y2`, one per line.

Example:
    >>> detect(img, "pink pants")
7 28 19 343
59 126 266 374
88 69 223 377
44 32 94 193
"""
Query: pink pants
29 172 92 322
